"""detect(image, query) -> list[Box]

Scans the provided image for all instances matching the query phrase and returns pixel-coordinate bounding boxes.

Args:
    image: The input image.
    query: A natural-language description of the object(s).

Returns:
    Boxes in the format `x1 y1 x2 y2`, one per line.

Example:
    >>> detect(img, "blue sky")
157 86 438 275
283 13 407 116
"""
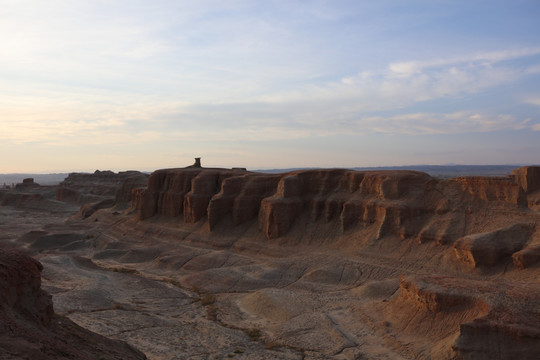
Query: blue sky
1 0 539 172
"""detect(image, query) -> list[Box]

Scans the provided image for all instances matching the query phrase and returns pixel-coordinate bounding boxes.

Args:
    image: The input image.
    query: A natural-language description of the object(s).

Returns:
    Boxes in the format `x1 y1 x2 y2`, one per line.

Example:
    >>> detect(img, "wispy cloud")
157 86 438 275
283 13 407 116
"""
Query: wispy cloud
389 47 540 77
253 47 540 115
523 95 540 107
353 112 531 135
2 46 539 146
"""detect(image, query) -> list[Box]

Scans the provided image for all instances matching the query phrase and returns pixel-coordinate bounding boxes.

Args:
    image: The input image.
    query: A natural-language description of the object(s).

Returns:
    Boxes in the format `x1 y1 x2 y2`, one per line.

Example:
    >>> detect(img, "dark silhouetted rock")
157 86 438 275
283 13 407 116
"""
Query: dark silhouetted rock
0 248 146 360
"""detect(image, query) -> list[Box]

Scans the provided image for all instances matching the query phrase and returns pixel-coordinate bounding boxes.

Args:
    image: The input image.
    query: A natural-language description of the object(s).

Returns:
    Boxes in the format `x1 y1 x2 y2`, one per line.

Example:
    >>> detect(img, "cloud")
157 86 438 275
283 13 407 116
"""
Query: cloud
135 106 536 140
259 50 523 115
353 112 531 135
523 96 540 106
389 47 540 78
2 38 539 147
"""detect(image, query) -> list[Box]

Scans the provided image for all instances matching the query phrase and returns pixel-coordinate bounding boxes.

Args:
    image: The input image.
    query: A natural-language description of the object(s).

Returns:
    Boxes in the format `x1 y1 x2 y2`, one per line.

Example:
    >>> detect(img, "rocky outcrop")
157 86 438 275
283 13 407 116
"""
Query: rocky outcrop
452 289 540 360
391 275 540 360
454 312 540 360
115 173 149 205
512 244 540 268
0 249 53 327
135 168 250 221
0 248 146 359
453 223 535 267
55 186 78 203
398 275 488 314
511 166 540 211
449 176 526 205
208 173 281 229
0 191 74 213
512 166 540 194
57 170 145 206
14 178 40 190
258 170 435 238
79 198 116 218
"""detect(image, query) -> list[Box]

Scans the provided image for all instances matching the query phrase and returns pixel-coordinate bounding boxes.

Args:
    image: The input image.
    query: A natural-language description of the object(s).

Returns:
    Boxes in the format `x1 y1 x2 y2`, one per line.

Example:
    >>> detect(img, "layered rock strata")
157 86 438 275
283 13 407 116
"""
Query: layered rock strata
513 166 540 194
129 166 540 269
133 166 538 237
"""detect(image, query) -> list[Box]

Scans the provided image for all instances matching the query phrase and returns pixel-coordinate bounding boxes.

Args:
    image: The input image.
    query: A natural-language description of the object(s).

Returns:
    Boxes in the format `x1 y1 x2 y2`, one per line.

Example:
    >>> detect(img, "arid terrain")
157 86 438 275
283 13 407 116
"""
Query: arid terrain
1 165 540 359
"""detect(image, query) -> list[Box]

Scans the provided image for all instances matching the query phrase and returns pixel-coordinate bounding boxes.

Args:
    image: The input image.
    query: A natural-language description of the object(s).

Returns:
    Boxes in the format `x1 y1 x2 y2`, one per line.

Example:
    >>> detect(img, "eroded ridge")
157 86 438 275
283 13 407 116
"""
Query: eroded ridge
132 166 539 243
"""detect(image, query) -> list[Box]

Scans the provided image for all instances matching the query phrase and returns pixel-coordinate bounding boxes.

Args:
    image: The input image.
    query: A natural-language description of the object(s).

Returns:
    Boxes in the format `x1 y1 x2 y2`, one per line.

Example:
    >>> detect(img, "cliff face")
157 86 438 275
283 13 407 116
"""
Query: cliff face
513 166 540 194
134 168 250 221
258 169 436 239
133 168 441 238
449 176 526 205
115 173 149 204
132 166 539 246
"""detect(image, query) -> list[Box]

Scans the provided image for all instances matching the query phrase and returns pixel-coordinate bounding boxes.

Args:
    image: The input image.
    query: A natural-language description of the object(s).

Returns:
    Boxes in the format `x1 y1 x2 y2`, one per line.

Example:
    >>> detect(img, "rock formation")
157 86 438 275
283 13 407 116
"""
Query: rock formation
453 223 535 267
387 275 540 360
190 157 202 168
57 170 147 205
132 166 539 247
133 168 249 221
0 248 146 360
513 166 540 194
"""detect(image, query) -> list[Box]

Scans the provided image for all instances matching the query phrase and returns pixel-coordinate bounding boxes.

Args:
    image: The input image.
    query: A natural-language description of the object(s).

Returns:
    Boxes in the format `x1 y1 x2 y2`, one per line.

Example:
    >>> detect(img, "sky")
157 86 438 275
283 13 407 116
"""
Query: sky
1 0 540 173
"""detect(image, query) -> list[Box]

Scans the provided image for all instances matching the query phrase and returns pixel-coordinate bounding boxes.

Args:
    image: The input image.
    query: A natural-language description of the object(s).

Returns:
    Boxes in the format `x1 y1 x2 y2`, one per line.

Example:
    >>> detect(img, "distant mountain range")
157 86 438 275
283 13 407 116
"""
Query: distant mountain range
0 164 534 186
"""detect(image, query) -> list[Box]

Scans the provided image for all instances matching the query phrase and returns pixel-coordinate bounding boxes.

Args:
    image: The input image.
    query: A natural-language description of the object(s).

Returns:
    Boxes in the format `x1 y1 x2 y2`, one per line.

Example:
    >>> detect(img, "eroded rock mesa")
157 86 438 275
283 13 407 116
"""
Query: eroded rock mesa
132 166 540 246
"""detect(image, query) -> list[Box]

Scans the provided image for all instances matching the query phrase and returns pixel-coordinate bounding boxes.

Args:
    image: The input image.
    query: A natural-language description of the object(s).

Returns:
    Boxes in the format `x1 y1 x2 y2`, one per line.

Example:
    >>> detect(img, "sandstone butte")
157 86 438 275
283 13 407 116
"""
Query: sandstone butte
1 165 540 359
